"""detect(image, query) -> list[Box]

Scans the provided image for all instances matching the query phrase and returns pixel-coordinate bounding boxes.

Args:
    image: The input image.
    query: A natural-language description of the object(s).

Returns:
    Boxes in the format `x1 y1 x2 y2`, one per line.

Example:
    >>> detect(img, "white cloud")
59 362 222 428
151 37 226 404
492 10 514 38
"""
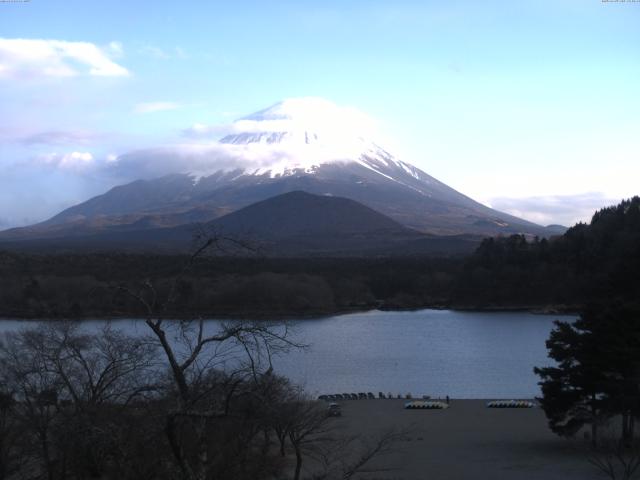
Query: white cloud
182 119 298 138
184 98 380 141
35 151 95 170
133 101 182 114
112 98 388 179
0 38 129 79
107 41 124 58
488 192 622 227
110 140 373 181
111 143 285 179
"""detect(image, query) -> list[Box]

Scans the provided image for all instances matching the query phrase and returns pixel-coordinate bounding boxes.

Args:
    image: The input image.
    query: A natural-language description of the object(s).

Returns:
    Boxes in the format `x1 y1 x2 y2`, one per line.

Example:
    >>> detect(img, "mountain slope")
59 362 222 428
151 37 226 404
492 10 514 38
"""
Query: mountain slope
0 192 482 256
0 98 558 241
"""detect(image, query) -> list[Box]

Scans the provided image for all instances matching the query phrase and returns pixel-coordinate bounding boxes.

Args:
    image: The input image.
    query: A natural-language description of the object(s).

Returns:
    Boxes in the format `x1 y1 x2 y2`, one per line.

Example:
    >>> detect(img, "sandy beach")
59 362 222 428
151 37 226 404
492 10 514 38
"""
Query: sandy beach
326 399 600 480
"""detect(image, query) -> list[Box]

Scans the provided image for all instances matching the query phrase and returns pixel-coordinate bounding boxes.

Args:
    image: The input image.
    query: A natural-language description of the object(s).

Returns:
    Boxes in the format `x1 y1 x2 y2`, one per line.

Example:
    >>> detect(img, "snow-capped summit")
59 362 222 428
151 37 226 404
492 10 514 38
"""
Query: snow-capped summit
216 97 428 182
219 97 375 166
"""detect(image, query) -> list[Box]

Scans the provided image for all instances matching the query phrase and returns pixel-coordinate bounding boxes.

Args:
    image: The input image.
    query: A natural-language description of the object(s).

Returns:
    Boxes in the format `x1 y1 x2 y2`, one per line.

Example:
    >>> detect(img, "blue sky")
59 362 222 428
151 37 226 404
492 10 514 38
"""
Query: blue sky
1 0 639 227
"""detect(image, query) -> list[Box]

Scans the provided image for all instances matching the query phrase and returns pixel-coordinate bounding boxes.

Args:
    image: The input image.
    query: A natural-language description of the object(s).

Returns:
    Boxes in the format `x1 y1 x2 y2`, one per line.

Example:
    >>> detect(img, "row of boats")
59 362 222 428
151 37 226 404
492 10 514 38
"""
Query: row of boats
486 400 536 408
404 399 536 409
319 394 536 409
318 392 377 401
405 401 449 409
318 392 435 401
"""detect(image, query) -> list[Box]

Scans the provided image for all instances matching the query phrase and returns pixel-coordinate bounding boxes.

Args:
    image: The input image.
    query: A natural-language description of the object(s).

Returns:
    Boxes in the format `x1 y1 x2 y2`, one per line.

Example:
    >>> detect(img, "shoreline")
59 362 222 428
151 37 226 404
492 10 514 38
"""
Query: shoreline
0 303 581 322
321 397 540 402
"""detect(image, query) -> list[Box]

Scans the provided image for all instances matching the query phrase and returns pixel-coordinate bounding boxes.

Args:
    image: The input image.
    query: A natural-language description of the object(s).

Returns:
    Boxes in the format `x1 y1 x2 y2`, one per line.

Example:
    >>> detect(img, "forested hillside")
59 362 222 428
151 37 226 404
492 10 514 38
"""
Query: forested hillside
456 196 640 308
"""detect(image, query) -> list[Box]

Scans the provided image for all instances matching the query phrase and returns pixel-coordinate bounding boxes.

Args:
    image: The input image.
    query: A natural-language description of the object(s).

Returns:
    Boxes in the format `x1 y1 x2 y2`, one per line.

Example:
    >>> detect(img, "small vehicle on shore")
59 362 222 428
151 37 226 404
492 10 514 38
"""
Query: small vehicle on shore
327 403 342 417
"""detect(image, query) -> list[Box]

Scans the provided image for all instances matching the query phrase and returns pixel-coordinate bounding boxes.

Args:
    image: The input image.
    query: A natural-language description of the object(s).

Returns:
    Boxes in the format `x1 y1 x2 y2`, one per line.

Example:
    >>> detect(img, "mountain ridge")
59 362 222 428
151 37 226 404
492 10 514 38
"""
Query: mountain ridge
0 98 563 242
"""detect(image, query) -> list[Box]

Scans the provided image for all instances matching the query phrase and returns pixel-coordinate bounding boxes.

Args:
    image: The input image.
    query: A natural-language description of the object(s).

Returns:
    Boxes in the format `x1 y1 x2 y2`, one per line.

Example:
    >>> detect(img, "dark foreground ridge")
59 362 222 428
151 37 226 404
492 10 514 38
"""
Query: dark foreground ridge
0 191 483 256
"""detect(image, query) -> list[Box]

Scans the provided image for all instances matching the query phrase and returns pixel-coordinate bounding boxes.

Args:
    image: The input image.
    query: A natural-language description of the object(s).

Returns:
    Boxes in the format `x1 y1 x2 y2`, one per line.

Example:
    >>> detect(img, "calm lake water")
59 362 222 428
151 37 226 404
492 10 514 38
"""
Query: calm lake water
0 309 574 399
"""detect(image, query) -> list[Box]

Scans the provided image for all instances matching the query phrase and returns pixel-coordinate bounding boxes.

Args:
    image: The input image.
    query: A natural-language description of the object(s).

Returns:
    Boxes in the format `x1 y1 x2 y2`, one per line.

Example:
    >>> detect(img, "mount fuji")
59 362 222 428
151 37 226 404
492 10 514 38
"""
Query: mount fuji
0 98 559 249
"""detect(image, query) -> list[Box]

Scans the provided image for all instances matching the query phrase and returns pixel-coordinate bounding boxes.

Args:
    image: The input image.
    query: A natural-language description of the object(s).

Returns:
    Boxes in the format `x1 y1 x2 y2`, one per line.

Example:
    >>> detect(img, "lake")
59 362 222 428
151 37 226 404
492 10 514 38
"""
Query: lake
0 309 573 399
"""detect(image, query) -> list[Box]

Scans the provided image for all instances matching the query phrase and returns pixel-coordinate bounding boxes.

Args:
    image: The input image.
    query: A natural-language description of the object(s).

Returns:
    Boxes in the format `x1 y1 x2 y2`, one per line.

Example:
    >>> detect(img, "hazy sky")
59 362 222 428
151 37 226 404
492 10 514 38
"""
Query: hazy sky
1 0 639 228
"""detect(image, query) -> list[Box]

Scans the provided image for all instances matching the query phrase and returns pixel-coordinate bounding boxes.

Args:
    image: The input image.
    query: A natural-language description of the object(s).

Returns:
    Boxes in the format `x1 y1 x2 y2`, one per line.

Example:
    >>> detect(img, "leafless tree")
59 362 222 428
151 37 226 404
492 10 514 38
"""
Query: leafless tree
275 390 405 480
588 427 640 480
309 428 405 480
0 389 24 480
0 322 159 480
0 327 67 480
20 322 158 407
284 398 334 480
114 232 304 480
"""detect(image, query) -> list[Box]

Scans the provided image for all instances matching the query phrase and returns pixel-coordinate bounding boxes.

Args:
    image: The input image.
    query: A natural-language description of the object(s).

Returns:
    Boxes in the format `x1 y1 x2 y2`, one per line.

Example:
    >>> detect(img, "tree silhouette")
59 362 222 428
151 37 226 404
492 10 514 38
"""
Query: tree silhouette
535 303 640 446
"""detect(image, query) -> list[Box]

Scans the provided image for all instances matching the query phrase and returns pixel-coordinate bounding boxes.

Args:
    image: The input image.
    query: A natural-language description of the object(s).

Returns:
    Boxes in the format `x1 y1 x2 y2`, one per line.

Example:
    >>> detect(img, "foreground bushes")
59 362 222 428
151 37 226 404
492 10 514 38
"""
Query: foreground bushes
0 321 398 480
